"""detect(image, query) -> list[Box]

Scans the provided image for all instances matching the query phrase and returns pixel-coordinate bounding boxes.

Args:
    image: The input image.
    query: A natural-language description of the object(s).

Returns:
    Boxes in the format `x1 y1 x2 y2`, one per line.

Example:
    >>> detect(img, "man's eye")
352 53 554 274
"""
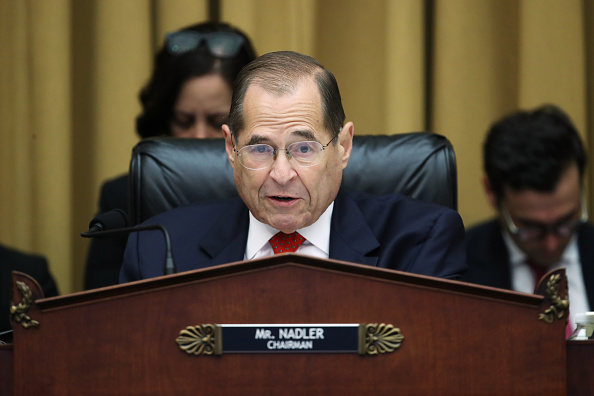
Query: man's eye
518 227 543 237
250 145 272 154
297 145 311 153
521 227 541 234
291 142 316 156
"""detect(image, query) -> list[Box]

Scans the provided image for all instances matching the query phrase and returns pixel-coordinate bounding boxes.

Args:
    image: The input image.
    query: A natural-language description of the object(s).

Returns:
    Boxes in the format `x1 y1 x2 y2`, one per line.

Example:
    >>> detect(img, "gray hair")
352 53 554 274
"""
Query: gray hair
228 51 345 142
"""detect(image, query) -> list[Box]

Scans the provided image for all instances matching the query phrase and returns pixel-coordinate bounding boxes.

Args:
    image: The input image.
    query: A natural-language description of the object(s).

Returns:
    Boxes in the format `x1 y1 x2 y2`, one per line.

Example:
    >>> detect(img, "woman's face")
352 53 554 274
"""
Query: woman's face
170 74 233 138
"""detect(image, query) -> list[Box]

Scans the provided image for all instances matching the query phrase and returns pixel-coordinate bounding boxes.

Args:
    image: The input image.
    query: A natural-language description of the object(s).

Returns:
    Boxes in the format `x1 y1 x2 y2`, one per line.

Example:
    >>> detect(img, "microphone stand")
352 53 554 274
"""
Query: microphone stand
81 224 176 276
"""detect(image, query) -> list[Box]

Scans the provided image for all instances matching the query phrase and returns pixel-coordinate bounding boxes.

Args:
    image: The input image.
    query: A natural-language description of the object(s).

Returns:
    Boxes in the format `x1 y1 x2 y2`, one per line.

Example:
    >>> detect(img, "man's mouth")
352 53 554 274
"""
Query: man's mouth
272 196 295 201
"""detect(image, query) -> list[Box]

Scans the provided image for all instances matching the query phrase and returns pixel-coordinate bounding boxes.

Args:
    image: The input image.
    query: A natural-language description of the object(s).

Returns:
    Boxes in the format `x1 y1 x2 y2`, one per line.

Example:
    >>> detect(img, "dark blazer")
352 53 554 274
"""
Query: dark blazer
0 244 59 338
462 219 594 309
120 191 467 282
84 173 128 290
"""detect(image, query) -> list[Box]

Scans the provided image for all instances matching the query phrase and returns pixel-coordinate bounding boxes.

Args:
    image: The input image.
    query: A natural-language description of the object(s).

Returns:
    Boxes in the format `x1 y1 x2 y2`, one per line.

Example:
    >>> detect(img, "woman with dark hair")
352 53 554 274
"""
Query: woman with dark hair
137 21 256 139
84 21 256 290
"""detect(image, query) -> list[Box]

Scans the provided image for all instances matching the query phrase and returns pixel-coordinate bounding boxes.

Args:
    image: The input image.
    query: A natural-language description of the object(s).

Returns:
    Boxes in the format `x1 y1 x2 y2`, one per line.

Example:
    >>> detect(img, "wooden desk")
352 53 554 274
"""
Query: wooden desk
6 255 572 394
3 341 590 394
0 344 12 395
567 340 594 395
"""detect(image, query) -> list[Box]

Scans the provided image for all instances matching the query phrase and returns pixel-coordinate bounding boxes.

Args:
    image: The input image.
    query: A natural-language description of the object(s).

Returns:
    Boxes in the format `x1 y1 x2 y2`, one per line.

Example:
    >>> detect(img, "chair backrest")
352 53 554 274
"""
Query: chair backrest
128 132 457 225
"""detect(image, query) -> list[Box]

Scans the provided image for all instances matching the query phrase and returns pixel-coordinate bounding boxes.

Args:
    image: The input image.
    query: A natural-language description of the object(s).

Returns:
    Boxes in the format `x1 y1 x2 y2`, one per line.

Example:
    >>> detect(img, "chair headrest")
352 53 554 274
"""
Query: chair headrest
129 132 457 225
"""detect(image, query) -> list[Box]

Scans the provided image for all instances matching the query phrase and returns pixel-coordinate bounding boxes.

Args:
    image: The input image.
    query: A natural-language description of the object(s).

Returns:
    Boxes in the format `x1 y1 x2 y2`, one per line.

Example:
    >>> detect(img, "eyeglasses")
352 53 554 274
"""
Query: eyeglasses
502 198 588 242
233 136 337 170
165 30 245 58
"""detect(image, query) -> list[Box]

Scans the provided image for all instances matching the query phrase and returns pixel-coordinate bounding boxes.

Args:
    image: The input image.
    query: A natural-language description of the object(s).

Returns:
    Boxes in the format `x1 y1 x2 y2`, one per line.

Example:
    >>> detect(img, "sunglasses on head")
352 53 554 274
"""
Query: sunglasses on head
165 30 245 58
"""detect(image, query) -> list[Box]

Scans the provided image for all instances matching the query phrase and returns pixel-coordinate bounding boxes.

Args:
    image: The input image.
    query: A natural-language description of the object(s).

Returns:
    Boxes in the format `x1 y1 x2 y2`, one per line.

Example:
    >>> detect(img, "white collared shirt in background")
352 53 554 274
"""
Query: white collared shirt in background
505 231 588 330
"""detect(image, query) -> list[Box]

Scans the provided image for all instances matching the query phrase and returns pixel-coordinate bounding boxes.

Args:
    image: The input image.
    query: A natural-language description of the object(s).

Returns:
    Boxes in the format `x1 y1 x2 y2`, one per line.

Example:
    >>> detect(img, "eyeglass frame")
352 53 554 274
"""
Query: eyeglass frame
502 194 589 242
231 134 339 170
165 30 246 58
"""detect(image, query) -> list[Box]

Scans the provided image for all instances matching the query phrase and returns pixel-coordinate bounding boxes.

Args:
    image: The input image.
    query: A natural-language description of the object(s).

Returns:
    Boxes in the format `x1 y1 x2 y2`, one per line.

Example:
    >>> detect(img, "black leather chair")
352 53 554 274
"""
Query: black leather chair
128 132 457 225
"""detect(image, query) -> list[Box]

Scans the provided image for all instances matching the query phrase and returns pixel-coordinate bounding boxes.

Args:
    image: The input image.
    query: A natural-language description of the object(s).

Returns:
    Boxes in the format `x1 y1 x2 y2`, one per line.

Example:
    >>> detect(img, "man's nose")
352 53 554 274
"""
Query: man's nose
541 232 562 252
269 150 297 183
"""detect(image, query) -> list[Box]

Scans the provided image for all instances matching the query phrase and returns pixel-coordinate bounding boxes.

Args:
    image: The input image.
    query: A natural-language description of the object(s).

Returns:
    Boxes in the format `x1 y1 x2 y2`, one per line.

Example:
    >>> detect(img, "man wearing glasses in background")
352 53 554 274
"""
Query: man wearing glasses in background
462 104 593 336
120 51 466 282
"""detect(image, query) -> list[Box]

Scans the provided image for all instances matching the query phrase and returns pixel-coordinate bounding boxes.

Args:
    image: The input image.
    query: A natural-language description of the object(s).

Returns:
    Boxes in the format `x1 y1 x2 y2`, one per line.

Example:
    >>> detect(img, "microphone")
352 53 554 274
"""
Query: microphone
81 209 176 276
85 208 129 233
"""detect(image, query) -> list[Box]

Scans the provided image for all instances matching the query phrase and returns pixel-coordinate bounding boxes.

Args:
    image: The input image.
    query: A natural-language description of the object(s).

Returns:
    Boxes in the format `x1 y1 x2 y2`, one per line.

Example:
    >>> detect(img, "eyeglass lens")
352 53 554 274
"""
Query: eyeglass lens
238 141 325 170
503 201 585 242
515 220 580 241
166 31 245 58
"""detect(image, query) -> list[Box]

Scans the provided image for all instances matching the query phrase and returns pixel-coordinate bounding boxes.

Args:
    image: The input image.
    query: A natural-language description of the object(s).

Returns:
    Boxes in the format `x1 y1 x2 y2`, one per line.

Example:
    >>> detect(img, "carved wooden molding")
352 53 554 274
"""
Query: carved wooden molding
538 274 569 324
10 281 40 329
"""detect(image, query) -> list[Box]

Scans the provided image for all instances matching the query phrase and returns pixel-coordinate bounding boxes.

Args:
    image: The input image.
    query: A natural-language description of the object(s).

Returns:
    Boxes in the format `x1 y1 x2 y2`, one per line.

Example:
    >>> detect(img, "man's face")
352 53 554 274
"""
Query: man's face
500 163 583 267
223 78 353 233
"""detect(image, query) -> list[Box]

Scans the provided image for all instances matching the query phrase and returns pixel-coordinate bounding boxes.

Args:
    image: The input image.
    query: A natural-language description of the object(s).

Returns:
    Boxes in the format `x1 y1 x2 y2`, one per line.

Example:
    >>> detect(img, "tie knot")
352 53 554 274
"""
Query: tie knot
270 231 305 254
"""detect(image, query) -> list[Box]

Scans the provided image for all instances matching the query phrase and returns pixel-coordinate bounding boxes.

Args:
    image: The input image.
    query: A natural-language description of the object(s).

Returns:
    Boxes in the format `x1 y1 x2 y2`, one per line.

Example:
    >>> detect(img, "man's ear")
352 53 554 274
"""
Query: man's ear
482 176 498 209
338 121 354 169
223 124 235 164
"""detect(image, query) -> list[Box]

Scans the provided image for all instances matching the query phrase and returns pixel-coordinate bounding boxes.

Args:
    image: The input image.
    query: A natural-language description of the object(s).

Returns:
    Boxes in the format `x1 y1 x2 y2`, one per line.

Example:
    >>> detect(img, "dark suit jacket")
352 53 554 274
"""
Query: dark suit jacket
120 191 467 282
84 173 129 290
0 244 59 338
462 219 594 309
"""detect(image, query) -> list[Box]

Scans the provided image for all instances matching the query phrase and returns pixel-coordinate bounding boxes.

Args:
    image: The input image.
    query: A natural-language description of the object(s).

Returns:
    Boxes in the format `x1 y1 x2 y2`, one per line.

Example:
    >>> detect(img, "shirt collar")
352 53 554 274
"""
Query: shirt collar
246 202 334 259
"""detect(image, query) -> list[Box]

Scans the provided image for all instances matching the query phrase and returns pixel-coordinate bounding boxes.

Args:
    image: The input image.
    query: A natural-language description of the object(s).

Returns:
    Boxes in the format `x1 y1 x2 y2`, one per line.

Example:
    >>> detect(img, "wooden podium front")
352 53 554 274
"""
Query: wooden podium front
9 254 568 395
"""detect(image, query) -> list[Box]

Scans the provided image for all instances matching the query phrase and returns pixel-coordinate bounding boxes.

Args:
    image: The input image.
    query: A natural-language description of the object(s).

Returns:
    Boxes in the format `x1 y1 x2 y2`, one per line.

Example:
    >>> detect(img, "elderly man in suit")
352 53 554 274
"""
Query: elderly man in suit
462 104 593 336
120 51 466 282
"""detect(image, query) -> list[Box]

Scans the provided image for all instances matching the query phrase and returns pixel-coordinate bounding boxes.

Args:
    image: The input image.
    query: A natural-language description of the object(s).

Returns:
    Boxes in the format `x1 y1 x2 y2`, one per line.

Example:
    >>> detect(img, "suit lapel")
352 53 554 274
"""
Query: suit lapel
194 194 381 267
488 221 514 289
329 192 380 266
198 199 249 266
577 224 594 308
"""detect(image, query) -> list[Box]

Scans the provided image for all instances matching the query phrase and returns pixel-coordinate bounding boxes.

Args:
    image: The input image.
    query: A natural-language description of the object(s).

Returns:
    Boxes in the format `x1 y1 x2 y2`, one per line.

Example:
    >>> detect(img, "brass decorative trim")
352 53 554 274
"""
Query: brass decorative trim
10 280 40 329
538 274 569 324
176 324 221 355
359 323 404 355
177 323 403 355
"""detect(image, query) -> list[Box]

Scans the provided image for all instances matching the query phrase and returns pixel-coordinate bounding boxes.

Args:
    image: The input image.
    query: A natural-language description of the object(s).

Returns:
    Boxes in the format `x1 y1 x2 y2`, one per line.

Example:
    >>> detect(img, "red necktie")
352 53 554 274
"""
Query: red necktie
526 259 547 287
526 259 572 338
269 232 305 254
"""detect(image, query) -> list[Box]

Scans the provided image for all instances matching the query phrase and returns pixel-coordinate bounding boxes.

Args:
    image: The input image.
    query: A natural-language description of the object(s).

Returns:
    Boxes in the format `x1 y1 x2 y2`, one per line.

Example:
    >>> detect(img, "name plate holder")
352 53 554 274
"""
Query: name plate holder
176 323 403 356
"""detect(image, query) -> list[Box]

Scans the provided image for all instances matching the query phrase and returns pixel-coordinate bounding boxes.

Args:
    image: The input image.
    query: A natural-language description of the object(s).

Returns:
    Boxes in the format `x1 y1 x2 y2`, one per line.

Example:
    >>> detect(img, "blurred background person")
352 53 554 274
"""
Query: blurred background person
84 21 257 290
462 104 592 337
1 243 58 342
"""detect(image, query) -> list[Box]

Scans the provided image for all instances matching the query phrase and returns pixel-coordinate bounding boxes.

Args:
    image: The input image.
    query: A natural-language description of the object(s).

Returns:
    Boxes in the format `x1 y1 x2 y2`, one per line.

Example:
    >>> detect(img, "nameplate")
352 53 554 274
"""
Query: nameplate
176 323 404 356
222 324 358 353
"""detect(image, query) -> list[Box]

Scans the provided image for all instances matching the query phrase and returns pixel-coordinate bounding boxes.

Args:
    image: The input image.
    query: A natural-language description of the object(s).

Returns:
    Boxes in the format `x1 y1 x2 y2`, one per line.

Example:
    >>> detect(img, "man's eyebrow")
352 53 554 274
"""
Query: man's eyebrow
290 129 317 141
245 130 318 146
246 135 270 145
517 207 580 227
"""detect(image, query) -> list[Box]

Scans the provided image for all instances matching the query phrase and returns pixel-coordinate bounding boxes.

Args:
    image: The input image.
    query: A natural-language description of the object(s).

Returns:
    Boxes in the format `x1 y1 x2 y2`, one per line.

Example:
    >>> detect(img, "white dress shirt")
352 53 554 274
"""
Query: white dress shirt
504 231 588 330
245 202 334 260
